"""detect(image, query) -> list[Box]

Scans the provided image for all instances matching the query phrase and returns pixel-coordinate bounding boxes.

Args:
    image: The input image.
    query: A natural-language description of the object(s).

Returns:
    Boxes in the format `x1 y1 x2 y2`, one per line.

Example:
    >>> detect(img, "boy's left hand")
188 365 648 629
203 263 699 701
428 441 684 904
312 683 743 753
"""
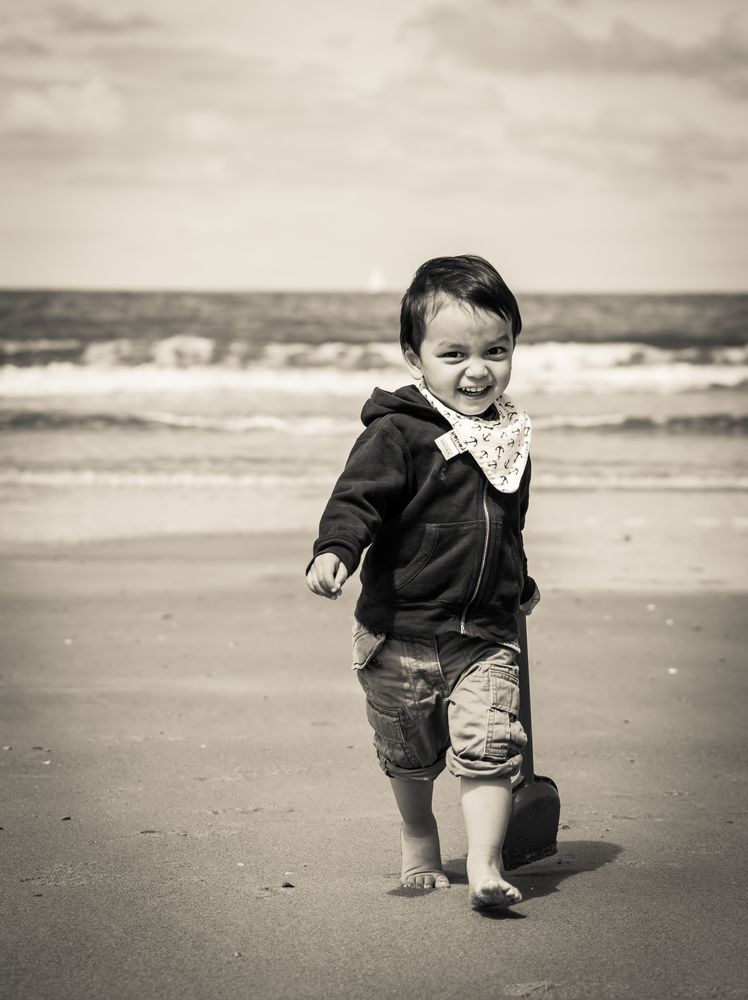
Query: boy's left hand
520 583 541 616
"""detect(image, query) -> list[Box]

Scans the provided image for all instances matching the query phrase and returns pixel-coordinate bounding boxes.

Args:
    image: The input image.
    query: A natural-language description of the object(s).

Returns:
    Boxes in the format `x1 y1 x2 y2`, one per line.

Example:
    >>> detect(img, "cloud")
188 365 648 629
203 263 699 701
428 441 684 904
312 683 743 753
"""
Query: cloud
52 4 159 34
508 103 747 189
412 0 748 96
0 0 742 205
0 77 124 135
0 36 50 56
177 111 240 145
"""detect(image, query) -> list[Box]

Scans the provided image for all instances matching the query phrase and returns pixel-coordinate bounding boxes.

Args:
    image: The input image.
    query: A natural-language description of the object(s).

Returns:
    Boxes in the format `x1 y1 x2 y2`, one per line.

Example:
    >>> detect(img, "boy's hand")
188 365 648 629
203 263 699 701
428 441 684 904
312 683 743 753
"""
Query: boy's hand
519 583 541 616
306 553 349 600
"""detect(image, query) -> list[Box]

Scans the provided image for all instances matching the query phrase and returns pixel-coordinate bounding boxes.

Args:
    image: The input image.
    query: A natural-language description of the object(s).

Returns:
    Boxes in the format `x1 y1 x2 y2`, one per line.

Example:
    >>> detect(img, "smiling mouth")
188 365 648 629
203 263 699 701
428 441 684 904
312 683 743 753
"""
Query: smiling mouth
459 386 491 396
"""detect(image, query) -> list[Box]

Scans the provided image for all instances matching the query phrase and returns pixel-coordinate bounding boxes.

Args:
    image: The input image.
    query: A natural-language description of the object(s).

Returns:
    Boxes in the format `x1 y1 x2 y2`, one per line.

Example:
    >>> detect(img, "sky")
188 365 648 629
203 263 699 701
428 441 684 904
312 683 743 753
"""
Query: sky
1 0 746 292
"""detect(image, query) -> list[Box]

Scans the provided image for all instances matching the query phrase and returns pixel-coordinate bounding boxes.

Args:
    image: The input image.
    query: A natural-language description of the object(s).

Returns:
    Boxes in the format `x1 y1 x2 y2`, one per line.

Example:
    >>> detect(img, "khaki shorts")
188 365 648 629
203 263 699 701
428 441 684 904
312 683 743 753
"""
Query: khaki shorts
352 619 527 781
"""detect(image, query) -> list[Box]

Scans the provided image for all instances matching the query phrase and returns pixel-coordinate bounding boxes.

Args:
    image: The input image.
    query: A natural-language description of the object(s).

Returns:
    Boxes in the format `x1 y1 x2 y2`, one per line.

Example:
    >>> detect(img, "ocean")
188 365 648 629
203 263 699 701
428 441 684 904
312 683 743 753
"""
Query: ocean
1 289 747 541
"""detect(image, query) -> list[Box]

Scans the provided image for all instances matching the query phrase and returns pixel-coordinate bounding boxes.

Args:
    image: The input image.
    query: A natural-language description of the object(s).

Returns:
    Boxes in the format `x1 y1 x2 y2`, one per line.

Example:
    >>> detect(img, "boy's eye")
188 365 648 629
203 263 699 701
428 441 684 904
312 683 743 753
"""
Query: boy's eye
439 351 463 359
486 346 507 356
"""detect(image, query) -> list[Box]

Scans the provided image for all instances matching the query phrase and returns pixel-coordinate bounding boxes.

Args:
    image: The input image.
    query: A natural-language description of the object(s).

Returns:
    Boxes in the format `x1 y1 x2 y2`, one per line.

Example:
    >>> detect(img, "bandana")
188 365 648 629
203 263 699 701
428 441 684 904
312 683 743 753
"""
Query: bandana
417 380 532 494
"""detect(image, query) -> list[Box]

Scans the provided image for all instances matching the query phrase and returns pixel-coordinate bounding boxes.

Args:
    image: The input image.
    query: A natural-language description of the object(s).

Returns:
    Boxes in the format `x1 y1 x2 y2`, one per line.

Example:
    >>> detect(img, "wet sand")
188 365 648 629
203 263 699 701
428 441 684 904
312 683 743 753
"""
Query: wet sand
1 492 747 1000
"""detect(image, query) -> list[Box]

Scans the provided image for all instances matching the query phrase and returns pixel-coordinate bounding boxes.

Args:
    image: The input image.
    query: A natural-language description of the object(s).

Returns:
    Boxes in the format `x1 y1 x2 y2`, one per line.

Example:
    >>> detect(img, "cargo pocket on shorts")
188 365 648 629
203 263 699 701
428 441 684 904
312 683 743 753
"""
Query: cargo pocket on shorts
364 699 422 770
351 618 386 671
486 665 527 762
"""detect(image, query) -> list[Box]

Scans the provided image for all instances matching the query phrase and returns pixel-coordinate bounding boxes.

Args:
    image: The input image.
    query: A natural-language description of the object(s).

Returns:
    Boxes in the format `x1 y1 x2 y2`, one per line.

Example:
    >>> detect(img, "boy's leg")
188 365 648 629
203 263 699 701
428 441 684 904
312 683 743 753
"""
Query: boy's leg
460 776 522 909
434 634 526 910
353 624 451 890
389 777 450 889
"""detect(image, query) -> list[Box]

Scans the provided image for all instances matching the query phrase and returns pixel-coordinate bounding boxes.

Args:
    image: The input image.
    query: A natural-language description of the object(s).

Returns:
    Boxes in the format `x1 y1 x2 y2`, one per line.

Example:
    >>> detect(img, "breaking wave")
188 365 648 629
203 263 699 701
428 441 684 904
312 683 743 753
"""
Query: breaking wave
1 338 747 397
1 408 746 435
1 467 745 491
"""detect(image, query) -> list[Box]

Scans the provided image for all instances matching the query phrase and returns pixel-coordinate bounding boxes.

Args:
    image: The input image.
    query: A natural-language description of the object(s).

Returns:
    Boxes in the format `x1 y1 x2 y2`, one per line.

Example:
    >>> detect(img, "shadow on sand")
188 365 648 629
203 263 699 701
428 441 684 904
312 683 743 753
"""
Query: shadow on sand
508 839 623 899
387 839 623 911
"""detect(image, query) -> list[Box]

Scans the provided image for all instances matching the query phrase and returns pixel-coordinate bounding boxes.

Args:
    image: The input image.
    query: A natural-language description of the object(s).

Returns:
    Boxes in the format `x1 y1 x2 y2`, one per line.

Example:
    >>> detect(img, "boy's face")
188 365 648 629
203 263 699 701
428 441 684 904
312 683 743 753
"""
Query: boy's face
403 298 514 416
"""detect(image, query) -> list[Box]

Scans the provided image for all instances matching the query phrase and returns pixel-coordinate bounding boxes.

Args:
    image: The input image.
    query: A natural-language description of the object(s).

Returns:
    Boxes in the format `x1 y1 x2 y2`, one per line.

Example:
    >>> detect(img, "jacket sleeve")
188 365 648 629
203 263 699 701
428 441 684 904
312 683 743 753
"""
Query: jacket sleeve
309 420 410 576
519 456 537 603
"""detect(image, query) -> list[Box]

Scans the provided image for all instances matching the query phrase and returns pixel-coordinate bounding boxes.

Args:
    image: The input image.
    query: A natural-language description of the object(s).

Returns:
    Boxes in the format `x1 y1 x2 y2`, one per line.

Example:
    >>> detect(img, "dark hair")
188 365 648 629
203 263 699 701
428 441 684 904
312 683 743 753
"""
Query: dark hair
399 254 522 355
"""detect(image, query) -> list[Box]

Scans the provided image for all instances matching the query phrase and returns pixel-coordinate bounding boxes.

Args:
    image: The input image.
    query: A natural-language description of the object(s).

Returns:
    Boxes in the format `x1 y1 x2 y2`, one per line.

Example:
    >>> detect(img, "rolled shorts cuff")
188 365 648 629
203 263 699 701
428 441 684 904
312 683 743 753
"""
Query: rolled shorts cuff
445 748 523 781
376 752 447 782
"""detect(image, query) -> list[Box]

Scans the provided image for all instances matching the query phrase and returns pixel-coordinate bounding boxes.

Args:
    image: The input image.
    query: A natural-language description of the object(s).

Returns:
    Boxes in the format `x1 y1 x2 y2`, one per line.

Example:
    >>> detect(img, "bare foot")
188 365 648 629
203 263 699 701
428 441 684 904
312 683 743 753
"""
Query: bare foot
400 822 450 890
467 853 522 910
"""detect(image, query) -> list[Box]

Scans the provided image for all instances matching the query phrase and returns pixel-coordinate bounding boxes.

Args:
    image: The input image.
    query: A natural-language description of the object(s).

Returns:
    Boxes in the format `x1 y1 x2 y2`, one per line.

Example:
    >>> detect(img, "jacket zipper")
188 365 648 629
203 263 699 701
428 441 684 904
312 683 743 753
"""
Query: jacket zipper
460 480 490 634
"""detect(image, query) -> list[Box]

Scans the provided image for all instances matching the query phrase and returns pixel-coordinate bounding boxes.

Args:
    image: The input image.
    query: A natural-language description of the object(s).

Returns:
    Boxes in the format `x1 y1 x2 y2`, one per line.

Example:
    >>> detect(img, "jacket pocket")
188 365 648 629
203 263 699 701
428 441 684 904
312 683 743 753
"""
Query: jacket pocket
363 520 490 606
394 520 490 605
484 529 523 608
392 523 439 590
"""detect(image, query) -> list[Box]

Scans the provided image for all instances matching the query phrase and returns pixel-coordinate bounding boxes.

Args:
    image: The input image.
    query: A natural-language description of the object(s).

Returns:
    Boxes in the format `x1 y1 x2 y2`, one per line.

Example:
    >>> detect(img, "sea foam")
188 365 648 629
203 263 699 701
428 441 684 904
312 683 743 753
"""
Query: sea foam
1 468 745 491
1 408 745 435
1 339 747 397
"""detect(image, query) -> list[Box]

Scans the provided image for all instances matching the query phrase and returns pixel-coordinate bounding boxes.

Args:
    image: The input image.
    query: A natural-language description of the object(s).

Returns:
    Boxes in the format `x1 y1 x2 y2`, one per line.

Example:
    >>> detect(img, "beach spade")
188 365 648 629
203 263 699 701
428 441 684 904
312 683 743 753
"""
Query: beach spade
502 612 561 871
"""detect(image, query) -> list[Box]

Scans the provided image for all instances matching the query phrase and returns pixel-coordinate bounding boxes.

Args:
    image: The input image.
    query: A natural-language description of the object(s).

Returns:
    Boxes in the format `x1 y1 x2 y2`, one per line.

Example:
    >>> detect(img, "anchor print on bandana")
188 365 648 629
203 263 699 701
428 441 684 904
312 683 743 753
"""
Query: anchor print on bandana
417 380 532 494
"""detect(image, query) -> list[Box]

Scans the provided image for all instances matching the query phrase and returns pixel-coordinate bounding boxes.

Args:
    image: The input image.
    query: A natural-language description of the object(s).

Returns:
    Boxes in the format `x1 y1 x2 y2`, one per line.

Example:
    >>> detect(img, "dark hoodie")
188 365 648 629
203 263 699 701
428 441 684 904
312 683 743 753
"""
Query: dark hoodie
311 384 535 644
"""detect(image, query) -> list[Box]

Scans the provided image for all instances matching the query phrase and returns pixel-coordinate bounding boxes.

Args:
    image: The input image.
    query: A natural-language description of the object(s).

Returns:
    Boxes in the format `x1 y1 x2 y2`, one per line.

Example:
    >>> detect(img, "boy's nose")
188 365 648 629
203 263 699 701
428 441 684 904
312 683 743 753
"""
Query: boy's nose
465 360 489 378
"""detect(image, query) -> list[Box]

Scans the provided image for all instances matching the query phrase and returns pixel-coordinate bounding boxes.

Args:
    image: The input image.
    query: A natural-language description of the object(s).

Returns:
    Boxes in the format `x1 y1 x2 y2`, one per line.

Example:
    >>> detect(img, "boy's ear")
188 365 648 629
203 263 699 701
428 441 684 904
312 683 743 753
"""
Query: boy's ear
402 347 423 379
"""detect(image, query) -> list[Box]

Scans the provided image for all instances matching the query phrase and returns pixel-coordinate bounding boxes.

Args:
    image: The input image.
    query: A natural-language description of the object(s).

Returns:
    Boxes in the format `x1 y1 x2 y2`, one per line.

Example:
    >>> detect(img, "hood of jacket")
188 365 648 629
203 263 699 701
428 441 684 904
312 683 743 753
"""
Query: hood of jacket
361 384 445 429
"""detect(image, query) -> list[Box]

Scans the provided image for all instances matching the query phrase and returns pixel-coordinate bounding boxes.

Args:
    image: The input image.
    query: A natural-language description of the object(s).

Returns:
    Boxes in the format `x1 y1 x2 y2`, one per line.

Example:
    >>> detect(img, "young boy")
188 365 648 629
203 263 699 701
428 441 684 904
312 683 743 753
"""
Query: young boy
306 255 540 910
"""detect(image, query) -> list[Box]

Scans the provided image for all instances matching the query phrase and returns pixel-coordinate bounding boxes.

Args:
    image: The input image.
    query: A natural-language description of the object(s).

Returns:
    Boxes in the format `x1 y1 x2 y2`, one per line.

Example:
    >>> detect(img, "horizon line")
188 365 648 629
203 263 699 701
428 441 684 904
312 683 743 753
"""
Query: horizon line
1 284 747 297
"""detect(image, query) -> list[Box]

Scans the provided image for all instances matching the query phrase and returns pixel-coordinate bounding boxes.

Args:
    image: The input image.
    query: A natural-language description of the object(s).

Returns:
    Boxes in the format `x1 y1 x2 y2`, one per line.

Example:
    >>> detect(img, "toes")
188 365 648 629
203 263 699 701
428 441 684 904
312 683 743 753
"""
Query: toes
469 878 523 910
401 870 450 890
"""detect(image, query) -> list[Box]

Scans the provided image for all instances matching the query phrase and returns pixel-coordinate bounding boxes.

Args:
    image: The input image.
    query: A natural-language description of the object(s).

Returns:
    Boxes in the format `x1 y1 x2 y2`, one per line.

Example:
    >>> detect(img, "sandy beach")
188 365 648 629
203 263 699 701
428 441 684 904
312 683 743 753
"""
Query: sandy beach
3 0 748 993
2 487 746 1000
